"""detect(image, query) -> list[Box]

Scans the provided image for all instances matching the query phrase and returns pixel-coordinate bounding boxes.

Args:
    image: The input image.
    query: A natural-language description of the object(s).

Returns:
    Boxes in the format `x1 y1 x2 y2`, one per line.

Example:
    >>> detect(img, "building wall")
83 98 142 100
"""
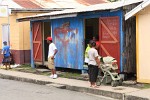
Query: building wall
51 17 84 70
0 12 43 64
137 5 150 83
123 17 136 73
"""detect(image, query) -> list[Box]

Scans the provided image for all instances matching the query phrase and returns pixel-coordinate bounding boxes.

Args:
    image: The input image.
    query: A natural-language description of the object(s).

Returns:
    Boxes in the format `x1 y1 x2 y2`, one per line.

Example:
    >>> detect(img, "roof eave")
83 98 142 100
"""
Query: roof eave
125 0 150 20
17 13 77 22
11 8 66 13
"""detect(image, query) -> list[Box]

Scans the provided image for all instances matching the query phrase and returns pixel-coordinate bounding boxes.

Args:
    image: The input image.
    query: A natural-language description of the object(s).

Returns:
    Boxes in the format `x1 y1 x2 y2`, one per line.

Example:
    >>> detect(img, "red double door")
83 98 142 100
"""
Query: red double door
99 16 120 70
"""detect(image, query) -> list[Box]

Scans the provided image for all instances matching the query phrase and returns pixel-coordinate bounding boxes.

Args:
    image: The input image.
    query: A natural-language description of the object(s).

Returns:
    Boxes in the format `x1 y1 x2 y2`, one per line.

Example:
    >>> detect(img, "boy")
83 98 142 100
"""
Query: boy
1 41 11 70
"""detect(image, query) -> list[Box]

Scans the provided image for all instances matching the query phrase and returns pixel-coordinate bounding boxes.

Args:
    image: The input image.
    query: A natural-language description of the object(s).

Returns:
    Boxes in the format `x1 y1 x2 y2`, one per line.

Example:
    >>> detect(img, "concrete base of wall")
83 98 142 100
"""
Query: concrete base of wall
0 49 30 64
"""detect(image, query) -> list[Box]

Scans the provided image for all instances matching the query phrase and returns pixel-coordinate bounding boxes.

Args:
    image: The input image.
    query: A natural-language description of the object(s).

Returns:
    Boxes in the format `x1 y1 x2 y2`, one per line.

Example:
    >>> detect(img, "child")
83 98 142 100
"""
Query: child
84 43 91 65
1 41 11 70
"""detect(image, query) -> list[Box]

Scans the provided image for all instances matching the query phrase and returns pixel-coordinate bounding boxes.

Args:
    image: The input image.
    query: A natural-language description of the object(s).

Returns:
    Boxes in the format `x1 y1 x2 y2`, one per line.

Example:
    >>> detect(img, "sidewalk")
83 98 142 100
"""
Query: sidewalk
0 69 150 100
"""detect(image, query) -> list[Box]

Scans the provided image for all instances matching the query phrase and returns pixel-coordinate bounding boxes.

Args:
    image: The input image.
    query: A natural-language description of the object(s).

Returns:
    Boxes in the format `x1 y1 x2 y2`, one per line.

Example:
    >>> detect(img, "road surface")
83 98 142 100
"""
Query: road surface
0 79 115 100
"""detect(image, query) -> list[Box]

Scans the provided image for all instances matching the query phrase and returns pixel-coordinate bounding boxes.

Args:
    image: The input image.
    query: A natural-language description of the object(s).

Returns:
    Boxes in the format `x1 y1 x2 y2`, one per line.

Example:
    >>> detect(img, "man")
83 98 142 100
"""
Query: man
1 41 11 70
47 37 58 79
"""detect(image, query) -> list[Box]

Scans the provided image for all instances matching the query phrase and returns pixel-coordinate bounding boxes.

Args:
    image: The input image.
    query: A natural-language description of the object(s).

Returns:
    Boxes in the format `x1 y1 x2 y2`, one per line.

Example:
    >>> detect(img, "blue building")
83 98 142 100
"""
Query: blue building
17 1 141 74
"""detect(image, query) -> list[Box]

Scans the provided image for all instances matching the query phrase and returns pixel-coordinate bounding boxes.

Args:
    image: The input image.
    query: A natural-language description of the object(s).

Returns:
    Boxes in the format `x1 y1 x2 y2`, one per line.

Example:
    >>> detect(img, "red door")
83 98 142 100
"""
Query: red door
32 22 43 62
99 16 120 70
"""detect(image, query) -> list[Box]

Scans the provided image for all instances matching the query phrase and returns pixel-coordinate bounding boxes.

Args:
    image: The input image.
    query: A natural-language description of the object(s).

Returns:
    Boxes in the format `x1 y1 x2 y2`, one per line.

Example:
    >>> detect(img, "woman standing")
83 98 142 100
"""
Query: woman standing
88 40 100 88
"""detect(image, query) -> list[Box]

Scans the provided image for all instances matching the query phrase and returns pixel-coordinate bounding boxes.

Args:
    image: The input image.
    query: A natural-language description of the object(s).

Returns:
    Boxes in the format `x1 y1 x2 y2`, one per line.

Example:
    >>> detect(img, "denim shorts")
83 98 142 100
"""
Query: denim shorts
2 56 10 63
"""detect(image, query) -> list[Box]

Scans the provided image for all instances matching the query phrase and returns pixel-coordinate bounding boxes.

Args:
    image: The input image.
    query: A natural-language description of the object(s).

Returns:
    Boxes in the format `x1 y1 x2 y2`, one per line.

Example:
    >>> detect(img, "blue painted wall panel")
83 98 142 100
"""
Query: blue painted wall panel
79 10 122 19
51 17 84 70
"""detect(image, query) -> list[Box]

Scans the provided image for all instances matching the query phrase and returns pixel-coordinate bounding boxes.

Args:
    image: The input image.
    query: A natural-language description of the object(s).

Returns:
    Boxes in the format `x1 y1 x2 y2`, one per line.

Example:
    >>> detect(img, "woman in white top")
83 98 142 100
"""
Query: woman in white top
88 40 100 88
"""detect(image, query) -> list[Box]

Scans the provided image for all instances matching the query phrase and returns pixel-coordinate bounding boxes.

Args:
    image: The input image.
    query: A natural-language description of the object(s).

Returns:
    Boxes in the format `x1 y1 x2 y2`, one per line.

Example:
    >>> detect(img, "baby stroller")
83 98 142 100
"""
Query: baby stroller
96 56 123 87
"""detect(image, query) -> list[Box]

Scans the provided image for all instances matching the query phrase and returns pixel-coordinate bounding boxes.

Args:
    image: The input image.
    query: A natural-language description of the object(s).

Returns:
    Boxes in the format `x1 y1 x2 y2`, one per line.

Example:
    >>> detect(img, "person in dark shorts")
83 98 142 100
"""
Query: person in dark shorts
88 40 100 88
1 41 11 70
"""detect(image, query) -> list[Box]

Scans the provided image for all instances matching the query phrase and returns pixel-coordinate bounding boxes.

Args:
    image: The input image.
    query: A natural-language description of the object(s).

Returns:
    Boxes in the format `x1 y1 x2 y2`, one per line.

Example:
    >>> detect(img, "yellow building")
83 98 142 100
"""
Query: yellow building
0 11 47 64
125 0 150 83
0 0 62 64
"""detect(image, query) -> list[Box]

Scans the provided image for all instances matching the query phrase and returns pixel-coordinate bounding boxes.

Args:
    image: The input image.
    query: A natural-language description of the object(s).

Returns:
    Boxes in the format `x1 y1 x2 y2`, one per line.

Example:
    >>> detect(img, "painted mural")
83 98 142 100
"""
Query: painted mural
52 18 84 69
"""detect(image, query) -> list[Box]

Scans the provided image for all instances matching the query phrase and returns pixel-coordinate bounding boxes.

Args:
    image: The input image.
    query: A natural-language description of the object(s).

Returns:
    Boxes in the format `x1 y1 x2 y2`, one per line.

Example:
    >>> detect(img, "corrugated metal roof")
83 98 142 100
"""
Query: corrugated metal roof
0 0 23 9
0 0 108 14
31 0 108 8
0 0 109 12
76 0 108 5
13 0 42 9
32 0 62 8
0 0 108 9
17 0 143 22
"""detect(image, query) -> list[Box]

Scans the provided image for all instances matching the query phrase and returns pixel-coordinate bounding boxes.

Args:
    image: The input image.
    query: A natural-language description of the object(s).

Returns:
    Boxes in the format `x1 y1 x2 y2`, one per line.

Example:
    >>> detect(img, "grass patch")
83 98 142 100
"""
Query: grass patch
10 64 37 73
8 64 85 79
40 72 50 76
59 72 81 78
142 84 150 89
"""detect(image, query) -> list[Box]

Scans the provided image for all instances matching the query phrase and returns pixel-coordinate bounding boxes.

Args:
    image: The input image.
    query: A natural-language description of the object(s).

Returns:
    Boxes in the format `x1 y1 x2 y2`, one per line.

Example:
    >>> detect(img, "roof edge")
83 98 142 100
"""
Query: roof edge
11 8 64 13
125 0 150 20
17 0 144 22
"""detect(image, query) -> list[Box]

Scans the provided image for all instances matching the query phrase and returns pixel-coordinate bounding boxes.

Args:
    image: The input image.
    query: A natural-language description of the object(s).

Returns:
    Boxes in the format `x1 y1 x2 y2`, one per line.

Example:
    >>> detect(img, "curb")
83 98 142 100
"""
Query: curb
0 73 149 100
125 95 149 100
0 73 51 85
66 85 123 99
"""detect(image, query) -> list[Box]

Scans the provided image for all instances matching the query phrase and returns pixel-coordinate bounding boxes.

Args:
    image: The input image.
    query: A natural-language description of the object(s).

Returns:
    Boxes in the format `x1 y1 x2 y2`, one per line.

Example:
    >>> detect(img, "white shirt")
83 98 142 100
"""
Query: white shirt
48 43 57 58
88 48 99 66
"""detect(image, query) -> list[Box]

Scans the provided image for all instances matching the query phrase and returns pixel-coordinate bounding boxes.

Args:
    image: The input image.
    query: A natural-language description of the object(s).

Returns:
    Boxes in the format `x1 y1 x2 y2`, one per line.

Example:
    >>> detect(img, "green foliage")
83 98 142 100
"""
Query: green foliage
143 84 150 89
10 64 36 73
9 65 83 80
59 72 81 78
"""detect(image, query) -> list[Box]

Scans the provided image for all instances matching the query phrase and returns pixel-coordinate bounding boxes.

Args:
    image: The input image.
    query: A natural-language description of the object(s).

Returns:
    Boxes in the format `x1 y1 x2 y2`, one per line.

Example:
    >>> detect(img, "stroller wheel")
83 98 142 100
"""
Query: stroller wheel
111 81 117 87
96 81 101 86
96 76 102 86
118 79 123 86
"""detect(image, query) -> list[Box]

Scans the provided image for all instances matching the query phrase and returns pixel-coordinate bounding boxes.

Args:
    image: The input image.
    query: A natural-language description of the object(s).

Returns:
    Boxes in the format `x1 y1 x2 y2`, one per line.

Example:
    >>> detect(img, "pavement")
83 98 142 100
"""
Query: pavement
0 69 150 100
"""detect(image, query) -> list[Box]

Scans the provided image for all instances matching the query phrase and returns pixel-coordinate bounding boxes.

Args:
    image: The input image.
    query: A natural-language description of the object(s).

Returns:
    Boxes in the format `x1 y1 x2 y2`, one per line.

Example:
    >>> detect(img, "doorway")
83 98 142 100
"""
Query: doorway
84 18 99 49
84 17 120 71
43 22 51 61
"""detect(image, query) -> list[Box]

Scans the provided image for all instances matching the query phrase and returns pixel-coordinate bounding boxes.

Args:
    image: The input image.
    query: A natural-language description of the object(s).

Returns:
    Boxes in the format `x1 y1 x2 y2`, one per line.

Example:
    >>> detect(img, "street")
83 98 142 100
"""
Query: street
0 79 114 100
